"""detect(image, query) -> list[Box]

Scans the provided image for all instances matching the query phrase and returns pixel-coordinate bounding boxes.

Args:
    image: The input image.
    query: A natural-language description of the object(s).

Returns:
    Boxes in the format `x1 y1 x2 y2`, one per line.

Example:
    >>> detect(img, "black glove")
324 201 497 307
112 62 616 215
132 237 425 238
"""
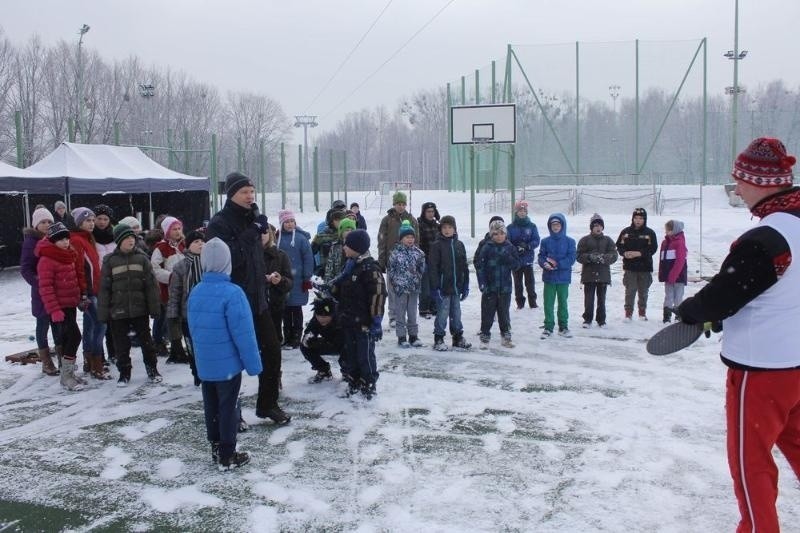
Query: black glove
254 214 269 234
517 245 527 255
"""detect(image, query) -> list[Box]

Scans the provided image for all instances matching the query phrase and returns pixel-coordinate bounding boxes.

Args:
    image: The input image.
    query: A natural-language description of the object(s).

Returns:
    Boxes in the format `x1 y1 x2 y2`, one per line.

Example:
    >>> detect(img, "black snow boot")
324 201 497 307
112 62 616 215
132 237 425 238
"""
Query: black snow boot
663 307 672 324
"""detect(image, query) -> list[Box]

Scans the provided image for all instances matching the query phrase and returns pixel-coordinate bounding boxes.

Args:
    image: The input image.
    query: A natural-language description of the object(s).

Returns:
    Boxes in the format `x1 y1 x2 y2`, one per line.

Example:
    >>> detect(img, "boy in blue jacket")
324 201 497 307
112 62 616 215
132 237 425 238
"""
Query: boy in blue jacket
476 220 521 348
537 214 577 339
188 238 263 471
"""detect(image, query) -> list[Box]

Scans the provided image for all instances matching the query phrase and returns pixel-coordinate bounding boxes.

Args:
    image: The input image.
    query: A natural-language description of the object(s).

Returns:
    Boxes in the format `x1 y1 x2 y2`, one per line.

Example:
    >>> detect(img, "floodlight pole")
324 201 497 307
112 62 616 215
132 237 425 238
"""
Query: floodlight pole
726 0 748 164
294 115 318 206
76 24 90 143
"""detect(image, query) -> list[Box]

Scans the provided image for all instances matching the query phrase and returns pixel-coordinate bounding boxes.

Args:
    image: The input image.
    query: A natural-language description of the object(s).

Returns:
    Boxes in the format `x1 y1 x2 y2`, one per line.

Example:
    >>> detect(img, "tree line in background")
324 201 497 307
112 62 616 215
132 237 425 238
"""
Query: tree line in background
2 28 800 192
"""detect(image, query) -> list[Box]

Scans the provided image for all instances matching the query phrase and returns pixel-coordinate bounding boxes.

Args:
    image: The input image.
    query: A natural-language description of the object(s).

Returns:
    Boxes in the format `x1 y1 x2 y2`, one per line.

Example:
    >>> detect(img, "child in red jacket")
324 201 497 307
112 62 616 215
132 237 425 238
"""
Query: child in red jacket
36 222 86 391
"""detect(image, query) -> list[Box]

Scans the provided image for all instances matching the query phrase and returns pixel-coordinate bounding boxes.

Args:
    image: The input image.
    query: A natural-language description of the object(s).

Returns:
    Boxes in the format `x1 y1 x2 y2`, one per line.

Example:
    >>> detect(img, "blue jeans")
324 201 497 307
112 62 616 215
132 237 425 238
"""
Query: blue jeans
82 296 107 355
201 373 242 462
35 315 59 350
433 295 463 338
342 327 378 385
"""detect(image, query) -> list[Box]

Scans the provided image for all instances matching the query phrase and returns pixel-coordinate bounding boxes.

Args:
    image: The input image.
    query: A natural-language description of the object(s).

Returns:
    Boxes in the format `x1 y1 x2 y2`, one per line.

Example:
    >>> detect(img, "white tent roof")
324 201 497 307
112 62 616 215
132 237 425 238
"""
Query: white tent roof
25 142 209 194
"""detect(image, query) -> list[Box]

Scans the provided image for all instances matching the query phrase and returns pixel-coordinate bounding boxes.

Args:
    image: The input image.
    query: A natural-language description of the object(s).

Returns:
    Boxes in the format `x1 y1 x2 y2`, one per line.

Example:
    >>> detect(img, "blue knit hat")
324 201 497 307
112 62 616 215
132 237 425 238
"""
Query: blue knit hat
344 229 370 255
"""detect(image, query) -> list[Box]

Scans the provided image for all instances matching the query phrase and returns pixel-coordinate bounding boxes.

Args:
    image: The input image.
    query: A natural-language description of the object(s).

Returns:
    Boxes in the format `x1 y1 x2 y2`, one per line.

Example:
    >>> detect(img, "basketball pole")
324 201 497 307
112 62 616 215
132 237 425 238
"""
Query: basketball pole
470 143 476 238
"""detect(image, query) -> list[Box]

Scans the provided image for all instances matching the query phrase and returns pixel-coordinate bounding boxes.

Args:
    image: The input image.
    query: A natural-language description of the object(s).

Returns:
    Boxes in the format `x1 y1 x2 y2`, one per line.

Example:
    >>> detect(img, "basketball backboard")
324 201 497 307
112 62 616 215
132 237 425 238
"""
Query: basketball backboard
450 103 516 145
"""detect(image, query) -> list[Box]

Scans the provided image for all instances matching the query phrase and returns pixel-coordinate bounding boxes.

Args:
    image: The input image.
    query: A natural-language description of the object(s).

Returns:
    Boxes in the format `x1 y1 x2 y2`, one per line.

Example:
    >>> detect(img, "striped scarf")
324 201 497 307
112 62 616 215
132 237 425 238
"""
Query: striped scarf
185 251 203 292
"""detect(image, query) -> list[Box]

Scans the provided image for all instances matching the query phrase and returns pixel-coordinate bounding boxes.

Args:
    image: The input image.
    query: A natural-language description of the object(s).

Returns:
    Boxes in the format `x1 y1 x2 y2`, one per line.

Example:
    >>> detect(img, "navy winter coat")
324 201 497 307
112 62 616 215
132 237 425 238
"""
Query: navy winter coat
477 239 520 293
20 228 47 317
277 229 314 306
507 215 540 266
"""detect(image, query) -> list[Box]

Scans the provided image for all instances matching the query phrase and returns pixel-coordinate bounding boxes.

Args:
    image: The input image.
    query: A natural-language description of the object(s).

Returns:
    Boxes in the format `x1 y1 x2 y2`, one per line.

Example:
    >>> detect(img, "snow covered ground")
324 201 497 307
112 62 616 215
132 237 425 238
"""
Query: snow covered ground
1 185 798 532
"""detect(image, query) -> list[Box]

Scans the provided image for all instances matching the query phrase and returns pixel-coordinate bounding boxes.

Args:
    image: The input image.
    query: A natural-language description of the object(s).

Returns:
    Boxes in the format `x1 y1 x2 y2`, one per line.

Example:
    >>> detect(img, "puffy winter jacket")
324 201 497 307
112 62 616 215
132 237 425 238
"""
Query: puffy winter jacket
69 229 101 296
35 239 82 315
576 232 618 284
277 229 314 307
428 235 469 296
152 239 185 304
187 271 263 382
387 243 426 295
98 247 160 322
20 228 47 317
507 215 540 266
538 213 577 285
658 221 688 284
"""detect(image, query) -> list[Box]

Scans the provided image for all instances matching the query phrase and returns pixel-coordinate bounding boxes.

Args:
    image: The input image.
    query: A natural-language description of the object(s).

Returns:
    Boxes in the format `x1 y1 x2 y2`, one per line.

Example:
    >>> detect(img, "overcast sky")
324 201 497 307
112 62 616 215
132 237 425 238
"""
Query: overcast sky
3 0 797 144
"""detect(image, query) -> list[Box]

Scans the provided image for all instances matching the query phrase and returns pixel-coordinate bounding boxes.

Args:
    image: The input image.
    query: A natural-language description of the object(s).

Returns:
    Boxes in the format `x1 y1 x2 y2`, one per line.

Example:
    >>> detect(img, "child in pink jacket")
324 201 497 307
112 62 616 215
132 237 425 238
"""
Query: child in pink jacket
657 219 687 323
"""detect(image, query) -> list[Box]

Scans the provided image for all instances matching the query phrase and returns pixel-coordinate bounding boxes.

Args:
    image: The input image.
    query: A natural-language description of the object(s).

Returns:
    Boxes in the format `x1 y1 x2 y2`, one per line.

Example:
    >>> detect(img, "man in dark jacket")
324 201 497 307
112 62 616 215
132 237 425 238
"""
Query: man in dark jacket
416 201 440 319
615 207 658 320
576 213 618 328
207 171 290 425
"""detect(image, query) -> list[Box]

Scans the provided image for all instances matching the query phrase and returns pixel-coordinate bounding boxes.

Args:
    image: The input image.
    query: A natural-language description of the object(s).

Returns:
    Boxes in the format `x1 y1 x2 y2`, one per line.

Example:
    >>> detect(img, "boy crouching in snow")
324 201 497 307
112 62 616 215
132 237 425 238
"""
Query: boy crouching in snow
188 238 263 470
98 224 162 385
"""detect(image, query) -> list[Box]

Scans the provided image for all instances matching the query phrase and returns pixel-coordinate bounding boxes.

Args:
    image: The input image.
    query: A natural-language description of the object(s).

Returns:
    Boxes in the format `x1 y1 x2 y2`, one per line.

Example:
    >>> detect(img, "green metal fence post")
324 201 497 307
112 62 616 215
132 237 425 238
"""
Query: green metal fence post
313 145 319 212
237 137 243 172
446 82 453 192
470 144 476 239
184 129 191 174
211 133 218 214
15 111 23 167
475 68 482 191
280 142 286 209
167 128 175 170
635 39 640 183
329 149 334 207
491 59 498 192
343 151 348 205
298 144 304 212
461 75 466 193
114 122 120 146
575 41 581 181
67 117 75 143
259 138 266 209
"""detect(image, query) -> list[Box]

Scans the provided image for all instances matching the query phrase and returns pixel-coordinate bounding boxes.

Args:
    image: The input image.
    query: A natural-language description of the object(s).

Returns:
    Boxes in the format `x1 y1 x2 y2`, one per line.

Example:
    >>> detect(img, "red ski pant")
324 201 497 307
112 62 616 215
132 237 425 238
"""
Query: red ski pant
726 368 800 533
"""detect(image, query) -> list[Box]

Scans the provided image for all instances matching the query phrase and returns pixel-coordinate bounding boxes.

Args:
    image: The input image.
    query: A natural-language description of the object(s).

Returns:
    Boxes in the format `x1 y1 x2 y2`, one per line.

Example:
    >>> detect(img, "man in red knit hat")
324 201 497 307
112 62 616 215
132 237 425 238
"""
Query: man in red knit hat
678 137 800 532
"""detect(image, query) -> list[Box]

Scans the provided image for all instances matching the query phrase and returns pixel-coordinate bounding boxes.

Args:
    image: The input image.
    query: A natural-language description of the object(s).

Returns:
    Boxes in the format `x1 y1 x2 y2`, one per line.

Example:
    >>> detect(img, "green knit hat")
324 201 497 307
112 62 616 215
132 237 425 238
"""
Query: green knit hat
338 217 357 238
392 191 407 205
